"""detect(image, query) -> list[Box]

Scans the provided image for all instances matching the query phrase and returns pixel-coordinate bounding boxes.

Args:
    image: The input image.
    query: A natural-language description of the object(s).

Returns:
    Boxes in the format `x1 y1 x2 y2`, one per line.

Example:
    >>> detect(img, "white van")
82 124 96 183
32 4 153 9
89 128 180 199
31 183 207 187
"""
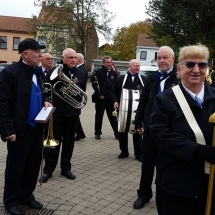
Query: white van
139 65 158 77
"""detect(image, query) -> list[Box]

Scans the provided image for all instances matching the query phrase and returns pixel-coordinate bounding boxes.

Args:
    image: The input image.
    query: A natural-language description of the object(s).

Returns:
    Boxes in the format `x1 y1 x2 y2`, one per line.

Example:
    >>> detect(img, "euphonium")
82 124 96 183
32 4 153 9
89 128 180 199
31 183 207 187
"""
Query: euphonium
50 64 87 109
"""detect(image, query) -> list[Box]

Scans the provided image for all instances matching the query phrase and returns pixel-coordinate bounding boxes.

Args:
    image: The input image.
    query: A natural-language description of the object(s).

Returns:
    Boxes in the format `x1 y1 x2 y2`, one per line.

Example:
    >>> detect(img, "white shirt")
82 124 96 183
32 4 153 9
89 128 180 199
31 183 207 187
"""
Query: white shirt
181 82 204 103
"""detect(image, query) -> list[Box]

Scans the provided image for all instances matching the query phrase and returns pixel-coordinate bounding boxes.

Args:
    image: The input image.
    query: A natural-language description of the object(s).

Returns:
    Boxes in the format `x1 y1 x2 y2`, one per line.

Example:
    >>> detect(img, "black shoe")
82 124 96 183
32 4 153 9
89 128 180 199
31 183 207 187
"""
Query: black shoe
5 205 25 215
118 152 129 159
133 198 149 209
95 135 100 140
21 200 43 210
135 156 142 162
61 171 76 180
39 173 52 183
75 135 86 140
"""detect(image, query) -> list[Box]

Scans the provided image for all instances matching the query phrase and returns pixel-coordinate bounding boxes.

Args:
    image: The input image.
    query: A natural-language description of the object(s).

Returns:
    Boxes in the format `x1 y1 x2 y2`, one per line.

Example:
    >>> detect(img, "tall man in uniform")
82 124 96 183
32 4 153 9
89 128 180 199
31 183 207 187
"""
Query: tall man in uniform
114 59 145 162
133 46 179 209
0 39 52 215
41 48 86 183
91 56 119 140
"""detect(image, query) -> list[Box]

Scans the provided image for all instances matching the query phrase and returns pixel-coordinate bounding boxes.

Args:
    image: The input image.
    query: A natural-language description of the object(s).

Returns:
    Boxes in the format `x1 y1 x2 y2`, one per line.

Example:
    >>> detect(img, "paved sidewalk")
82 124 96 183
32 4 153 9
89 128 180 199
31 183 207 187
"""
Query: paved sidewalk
0 83 157 215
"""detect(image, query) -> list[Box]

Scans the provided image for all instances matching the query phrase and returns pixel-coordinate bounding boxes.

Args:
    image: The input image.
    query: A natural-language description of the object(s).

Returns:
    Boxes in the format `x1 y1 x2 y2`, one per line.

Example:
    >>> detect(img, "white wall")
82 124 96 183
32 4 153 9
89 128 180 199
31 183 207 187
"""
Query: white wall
136 46 159 66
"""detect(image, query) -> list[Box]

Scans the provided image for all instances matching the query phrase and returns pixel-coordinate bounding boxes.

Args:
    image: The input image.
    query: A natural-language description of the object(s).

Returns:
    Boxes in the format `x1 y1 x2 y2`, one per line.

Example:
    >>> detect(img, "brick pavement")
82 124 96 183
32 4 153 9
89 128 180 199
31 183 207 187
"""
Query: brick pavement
0 82 157 215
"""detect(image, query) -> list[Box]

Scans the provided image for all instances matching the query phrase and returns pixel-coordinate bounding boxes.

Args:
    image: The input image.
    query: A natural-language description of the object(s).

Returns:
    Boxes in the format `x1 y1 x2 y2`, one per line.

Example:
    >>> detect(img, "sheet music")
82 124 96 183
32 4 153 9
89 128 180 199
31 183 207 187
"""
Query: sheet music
35 106 55 122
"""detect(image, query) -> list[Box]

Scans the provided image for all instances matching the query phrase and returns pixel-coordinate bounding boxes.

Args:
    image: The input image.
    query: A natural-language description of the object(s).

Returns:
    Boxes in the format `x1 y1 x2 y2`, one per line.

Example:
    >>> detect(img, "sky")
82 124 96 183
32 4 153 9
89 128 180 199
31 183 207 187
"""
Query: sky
1 0 150 45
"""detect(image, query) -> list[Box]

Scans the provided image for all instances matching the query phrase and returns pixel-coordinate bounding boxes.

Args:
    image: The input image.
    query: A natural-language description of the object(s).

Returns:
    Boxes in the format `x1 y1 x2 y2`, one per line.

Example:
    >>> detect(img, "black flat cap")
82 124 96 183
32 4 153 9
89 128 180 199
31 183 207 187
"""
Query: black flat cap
18 38 46 53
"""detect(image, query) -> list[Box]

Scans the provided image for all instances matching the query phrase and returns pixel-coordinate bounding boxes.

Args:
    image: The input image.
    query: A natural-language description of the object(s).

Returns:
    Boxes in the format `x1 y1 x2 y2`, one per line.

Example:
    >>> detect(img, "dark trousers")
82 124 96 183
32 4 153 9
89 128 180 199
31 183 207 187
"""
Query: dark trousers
156 186 215 215
119 132 142 158
4 124 43 208
137 129 157 201
43 115 79 175
76 116 86 138
94 99 118 136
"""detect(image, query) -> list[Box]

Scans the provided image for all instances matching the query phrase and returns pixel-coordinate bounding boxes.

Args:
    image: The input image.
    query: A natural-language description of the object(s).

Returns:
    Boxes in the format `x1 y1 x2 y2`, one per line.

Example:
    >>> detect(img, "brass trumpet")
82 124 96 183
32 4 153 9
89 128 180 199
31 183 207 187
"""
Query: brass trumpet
50 64 87 109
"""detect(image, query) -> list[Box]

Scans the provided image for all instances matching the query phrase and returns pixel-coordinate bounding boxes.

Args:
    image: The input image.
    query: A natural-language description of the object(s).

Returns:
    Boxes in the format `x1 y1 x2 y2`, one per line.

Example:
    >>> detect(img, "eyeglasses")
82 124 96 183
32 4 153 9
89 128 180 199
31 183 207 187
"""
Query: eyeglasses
182 61 209 69
46 58 53 61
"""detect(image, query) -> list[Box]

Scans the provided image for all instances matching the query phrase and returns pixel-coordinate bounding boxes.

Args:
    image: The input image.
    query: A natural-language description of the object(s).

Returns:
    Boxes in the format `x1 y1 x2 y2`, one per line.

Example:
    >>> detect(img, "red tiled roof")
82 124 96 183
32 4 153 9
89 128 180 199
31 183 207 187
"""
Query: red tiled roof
137 34 157 47
0 15 35 33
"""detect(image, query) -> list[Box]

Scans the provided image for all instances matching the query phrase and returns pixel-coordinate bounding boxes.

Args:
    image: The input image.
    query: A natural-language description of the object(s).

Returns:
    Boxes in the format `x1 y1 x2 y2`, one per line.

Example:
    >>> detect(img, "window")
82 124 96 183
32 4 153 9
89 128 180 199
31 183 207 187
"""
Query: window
0 36 7 49
13 37 20 50
140 51 147 60
38 36 47 53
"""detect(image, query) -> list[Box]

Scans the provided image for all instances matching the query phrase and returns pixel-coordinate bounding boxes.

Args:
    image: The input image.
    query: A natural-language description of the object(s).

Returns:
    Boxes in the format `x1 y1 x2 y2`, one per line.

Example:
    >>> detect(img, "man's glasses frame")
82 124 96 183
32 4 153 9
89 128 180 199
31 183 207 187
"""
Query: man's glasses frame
181 61 209 69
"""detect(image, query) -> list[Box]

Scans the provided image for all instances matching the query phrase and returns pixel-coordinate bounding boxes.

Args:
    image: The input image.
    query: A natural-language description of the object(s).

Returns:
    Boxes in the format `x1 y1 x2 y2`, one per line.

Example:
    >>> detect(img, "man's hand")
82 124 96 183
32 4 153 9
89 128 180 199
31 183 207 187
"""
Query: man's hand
5 134 16 141
44 101 52 110
114 102 119 109
99 95 105 99
136 127 144 135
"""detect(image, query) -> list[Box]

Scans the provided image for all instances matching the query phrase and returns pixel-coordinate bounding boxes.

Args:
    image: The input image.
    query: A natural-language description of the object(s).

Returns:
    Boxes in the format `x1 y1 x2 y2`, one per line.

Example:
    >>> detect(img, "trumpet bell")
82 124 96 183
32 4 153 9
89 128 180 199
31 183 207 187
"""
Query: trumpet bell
50 64 63 80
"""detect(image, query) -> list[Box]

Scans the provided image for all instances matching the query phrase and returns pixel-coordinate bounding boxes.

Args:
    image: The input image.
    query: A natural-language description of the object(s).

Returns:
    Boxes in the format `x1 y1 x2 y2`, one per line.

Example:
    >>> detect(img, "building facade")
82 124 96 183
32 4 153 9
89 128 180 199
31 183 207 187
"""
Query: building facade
136 34 159 67
0 15 35 63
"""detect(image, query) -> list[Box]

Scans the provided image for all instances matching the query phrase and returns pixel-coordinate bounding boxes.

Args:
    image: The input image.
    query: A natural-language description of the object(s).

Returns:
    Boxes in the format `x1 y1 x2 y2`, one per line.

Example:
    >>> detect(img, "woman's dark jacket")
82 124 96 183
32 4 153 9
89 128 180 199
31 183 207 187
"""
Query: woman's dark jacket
149 83 215 197
45 64 86 116
135 65 179 130
0 60 49 139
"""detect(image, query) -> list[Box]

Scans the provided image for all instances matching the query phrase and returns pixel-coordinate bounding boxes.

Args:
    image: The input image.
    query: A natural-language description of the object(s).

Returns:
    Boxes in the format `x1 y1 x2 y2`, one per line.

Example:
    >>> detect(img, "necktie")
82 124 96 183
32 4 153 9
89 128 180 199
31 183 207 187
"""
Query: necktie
131 73 138 78
44 70 48 74
156 72 168 94
155 71 168 79
195 96 203 108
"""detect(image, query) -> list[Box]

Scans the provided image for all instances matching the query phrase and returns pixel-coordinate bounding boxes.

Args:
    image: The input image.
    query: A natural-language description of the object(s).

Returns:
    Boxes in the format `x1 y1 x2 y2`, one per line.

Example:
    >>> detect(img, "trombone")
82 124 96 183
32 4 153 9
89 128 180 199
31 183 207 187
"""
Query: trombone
43 83 59 148
38 83 59 186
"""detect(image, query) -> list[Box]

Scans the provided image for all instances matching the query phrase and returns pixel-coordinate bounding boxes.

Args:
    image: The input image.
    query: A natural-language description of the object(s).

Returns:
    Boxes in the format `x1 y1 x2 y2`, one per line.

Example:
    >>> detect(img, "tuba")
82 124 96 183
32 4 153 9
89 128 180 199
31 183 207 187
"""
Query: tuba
205 58 214 85
50 64 87 109
205 68 215 85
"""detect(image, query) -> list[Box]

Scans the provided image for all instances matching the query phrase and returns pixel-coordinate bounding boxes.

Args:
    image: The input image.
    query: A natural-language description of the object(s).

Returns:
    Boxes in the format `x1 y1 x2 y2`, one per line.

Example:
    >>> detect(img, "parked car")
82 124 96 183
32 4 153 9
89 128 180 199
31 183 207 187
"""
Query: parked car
0 63 11 67
0 66 4 72
0 63 12 72
119 65 158 78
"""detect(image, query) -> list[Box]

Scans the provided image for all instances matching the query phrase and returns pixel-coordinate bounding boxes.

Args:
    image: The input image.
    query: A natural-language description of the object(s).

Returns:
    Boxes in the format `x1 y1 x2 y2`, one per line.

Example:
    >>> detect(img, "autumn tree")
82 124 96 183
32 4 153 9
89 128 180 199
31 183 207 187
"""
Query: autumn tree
112 20 152 61
146 0 215 57
33 0 115 58
99 44 119 60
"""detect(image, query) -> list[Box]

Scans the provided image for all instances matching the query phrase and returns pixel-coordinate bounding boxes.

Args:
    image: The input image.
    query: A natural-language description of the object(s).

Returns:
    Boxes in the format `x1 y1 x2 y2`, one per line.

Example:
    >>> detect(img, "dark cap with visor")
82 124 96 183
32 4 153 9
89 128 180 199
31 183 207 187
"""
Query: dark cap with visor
18 38 46 53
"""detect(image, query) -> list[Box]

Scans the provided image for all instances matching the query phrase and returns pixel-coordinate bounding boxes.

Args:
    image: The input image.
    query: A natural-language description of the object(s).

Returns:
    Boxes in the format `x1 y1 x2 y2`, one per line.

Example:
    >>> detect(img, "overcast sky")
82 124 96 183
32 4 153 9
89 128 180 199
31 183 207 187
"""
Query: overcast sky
1 0 150 45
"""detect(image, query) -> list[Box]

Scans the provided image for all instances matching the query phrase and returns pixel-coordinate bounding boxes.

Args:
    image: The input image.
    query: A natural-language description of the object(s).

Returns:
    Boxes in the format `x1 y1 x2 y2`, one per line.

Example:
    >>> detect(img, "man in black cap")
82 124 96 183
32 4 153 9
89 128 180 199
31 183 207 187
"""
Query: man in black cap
0 38 52 215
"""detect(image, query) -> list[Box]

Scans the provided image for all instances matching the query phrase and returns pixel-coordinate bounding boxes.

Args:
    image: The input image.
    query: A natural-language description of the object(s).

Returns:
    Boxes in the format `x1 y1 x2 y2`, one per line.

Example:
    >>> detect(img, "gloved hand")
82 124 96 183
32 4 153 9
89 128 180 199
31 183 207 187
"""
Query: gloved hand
196 145 215 164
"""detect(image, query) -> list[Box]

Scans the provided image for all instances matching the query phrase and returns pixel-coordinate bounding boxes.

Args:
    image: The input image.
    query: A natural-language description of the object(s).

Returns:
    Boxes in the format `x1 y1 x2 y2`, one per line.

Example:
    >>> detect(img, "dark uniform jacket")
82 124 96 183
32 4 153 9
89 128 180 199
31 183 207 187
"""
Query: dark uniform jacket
77 63 88 84
135 65 179 130
149 83 215 198
91 66 118 102
114 72 146 103
45 63 86 116
0 59 49 139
